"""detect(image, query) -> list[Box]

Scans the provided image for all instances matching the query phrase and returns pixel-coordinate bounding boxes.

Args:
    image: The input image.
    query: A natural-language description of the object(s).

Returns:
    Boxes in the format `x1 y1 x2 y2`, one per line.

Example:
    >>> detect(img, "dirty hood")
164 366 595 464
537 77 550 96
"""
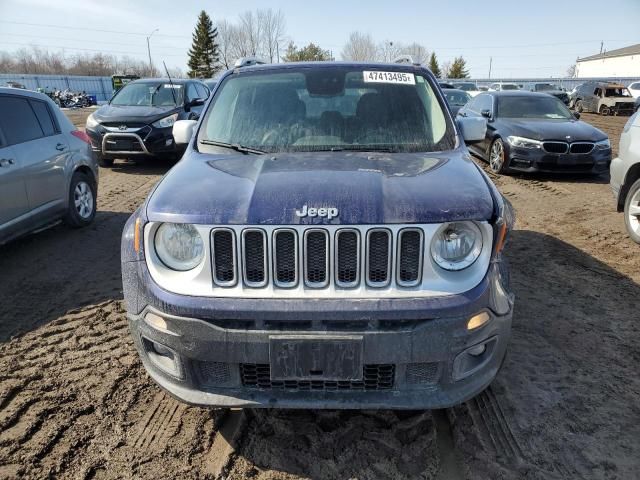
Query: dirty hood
146 150 495 225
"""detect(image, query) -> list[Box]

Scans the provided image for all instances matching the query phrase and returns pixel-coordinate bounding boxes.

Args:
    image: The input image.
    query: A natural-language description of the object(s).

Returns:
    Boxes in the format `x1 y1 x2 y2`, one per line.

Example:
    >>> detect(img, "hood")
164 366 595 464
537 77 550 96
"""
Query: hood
93 104 179 124
499 118 606 142
146 150 495 225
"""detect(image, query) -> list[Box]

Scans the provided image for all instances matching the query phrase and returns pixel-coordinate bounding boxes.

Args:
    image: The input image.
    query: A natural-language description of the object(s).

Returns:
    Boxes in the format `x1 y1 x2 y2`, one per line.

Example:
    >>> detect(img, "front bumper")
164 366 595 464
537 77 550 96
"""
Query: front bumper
506 144 611 174
122 255 514 409
86 125 182 159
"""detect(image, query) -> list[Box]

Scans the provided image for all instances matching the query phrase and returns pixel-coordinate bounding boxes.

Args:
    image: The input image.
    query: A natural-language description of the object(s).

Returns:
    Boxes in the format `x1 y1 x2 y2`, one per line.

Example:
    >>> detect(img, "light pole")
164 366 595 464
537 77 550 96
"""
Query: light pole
146 28 159 75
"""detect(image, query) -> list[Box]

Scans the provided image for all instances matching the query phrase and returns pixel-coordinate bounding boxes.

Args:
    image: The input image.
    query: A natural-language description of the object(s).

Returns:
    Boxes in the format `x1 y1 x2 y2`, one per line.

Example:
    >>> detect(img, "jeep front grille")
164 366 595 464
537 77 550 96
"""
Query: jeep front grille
210 226 429 291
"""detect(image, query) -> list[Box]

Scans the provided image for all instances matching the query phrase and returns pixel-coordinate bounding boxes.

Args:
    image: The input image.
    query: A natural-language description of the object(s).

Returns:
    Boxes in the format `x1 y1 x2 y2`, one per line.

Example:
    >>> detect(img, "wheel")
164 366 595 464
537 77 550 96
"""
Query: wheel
97 155 114 168
489 138 509 174
575 99 584 113
64 171 97 228
599 105 610 116
623 178 640 244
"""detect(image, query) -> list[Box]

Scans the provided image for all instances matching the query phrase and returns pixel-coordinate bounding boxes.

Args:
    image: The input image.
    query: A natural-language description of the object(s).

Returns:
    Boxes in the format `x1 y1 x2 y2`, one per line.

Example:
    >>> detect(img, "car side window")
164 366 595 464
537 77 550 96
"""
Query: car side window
465 96 479 113
594 88 601 96
631 83 640 89
29 99 58 137
0 95 44 146
195 83 209 99
186 83 199 102
476 95 492 114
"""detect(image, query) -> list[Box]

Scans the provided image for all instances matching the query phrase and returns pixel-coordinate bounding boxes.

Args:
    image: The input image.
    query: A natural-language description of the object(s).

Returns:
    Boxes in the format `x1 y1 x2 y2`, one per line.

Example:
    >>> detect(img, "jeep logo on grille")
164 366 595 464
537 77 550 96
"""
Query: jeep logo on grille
295 205 339 220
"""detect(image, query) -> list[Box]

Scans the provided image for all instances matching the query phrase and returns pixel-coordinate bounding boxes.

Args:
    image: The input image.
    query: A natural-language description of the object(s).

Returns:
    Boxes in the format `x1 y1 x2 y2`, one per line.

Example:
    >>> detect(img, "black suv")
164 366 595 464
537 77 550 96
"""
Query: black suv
85 78 210 167
524 82 569 105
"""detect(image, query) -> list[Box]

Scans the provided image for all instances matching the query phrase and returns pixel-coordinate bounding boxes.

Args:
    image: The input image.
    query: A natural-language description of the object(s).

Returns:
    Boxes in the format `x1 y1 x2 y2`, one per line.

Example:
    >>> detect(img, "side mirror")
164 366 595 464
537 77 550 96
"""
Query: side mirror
457 117 486 144
573 111 580 120
185 98 205 111
480 109 492 119
172 120 197 145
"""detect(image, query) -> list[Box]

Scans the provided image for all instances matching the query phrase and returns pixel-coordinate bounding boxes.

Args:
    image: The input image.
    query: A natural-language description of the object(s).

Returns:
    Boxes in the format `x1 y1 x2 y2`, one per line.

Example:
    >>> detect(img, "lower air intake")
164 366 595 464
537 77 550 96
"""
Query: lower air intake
240 364 395 391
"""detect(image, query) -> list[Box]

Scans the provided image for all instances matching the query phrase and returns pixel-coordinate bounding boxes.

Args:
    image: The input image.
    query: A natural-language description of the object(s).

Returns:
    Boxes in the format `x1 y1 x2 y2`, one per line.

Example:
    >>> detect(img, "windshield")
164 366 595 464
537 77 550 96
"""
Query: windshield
454 83 476 91
497 95 573 119
501 84 519 90
110 82 184 106
605 87 631 97
535 83 559 91
199 67 454 153
444 90 471 106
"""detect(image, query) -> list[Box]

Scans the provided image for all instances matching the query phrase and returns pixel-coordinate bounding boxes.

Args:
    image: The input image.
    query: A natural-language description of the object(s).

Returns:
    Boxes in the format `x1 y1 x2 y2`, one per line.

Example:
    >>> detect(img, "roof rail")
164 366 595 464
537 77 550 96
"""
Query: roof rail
234 57 267 68
393 55 417 65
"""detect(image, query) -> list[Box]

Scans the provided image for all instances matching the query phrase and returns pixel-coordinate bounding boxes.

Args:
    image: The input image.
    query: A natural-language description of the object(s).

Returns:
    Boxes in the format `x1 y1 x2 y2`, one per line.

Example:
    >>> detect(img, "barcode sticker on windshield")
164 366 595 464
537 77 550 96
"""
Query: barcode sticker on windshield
363 71 415 85
164 84 182 88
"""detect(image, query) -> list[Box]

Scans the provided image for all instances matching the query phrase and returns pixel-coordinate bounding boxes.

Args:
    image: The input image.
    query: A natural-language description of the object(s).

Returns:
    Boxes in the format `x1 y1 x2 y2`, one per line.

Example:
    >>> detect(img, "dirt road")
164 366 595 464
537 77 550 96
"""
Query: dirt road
1 111 638 479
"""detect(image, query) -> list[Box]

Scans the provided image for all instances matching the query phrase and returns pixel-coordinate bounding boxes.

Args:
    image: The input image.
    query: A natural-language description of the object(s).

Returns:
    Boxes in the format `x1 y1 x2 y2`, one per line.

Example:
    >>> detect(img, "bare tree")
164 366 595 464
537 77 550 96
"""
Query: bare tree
566 64 576 78
377 40 404 63
341 32 377 61
401 42 429 64
237 11 263 57
259 8 286 63
217 19 237 69
441 61 452 78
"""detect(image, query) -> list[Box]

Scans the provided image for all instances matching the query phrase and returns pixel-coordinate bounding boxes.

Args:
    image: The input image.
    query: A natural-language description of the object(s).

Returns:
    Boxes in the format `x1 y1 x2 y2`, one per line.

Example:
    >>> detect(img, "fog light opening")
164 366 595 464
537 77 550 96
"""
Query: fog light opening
468 344 487 356
141 336 182 378
145 312 169 331
467 311 490 330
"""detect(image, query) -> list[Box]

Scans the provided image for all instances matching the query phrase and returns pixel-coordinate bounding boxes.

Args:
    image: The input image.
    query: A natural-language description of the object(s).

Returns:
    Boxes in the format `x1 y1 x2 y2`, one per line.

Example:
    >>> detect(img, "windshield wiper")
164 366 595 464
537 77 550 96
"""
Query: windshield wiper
199 140 266 155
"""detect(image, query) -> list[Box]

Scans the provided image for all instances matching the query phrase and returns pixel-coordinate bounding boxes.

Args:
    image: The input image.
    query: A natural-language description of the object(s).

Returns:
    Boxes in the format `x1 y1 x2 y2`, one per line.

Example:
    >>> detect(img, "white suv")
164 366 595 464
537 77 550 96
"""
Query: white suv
610 112 640 243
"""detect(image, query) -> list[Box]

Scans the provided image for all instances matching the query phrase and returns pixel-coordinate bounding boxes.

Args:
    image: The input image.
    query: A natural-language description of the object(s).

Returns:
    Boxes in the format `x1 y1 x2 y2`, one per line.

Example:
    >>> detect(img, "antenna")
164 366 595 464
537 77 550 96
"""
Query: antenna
163 61 177 106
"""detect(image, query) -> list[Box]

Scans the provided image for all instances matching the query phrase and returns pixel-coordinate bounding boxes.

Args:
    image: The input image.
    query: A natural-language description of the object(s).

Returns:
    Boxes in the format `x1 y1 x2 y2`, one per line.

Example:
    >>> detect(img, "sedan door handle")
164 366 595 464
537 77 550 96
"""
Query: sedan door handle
55 143 67 151
0 158 14 167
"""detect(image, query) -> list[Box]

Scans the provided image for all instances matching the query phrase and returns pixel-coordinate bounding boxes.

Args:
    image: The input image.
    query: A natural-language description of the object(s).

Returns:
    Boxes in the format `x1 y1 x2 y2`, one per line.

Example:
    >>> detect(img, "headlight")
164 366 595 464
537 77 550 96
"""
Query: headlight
595 138 611 150
507 135 542 149
86 114 99 129
154 223 204 271
431 222 483 271
152 113 179 128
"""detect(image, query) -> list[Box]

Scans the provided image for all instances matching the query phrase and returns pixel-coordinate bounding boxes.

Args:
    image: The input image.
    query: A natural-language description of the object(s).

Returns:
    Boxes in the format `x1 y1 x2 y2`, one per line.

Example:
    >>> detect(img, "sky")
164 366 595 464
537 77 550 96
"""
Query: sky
0 0 639 78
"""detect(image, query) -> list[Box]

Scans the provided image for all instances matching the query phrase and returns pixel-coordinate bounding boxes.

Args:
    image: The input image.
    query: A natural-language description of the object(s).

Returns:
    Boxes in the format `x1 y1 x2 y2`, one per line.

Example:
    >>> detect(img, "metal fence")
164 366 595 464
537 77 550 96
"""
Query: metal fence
0 74 114 102
443 76 640 91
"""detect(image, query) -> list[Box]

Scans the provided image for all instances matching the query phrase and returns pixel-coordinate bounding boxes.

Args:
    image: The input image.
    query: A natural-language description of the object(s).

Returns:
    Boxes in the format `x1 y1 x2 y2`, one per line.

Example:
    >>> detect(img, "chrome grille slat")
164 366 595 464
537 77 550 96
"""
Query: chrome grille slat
335 229 360 288
366 229 392 287
304 229 329 288
211 228 237 286
397 228 423 287
273 229 298 288
242 229 268 287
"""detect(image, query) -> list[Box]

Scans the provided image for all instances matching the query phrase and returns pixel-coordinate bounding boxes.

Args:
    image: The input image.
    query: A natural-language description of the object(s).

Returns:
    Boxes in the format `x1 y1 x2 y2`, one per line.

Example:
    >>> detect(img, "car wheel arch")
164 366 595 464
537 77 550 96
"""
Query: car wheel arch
620 164 640 211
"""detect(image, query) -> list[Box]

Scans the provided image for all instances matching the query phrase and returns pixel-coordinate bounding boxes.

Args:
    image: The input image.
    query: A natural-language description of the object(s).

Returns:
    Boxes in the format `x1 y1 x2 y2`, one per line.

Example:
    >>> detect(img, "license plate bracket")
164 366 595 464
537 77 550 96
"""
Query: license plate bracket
269 336 363 381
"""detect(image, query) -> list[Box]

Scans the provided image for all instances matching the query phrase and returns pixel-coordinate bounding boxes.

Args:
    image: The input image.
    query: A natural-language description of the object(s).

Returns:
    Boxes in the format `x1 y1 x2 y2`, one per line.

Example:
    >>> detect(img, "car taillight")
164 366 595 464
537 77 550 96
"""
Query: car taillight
71 130 91 144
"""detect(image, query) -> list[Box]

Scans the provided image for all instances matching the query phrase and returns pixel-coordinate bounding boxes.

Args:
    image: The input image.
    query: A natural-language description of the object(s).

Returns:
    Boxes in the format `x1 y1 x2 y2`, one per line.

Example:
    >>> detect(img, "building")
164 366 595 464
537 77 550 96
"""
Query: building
575 44 640 78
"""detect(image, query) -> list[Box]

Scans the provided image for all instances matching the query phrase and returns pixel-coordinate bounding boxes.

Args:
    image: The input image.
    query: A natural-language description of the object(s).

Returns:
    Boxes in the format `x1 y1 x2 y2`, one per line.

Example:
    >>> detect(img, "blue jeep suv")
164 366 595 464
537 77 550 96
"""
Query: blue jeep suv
121 60 515 409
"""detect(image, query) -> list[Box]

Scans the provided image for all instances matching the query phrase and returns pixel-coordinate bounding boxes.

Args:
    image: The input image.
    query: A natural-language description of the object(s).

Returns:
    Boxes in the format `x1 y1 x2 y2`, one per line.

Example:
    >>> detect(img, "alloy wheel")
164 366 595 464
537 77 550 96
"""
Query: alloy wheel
628 188 640 236
74 181 94 219
490 141 504 172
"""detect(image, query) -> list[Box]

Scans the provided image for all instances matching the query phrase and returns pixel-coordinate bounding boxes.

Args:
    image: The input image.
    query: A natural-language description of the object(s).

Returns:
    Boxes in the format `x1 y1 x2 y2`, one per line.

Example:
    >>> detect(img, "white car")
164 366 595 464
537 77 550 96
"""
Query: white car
610 112 640 243
628 81 640 99
488 82 520 92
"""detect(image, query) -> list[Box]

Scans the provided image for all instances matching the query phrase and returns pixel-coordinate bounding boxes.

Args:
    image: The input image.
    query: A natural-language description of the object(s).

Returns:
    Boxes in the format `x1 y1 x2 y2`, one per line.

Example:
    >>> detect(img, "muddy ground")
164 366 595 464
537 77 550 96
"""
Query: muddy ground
1 111 638 480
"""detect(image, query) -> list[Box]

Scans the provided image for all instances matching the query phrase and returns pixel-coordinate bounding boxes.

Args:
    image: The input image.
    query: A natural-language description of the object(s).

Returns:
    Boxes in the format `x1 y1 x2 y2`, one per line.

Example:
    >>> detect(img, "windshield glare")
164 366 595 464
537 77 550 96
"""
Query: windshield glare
111 82 183 106
444 90 471 106
535 83 558 91
498 96 573 119
199 68 454 153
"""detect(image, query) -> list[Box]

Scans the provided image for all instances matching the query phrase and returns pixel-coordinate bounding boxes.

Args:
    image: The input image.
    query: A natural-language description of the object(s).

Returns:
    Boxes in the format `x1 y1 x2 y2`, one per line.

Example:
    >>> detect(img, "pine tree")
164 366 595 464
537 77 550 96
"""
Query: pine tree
448 56 469 79
187 11 220 78
428 52 441 78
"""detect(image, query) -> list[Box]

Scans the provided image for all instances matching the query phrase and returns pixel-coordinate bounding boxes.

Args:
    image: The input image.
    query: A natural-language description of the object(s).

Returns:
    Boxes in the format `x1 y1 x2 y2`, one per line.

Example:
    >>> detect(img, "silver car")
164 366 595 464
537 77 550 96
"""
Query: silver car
0 87 98 245
611 111 640 244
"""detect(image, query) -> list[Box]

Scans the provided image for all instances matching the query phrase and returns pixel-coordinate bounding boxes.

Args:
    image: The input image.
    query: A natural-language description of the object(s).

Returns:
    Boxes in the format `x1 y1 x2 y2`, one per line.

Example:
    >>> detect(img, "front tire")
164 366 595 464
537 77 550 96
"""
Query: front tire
575 99 584 113
489 138 509 174
599 105 610 116
64 171 97 228
97 155 114 168
624 178 640 244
